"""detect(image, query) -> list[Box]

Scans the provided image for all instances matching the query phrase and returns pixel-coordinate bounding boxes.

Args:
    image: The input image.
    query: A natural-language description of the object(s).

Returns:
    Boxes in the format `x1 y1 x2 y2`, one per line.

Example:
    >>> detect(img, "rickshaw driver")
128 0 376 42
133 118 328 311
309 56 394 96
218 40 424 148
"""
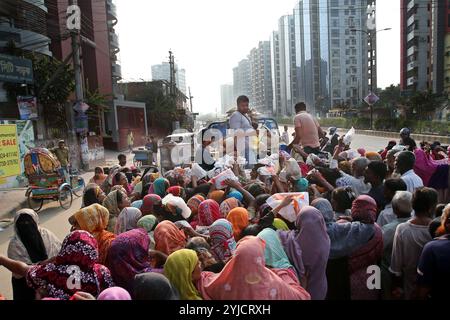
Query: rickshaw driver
51 140 70 182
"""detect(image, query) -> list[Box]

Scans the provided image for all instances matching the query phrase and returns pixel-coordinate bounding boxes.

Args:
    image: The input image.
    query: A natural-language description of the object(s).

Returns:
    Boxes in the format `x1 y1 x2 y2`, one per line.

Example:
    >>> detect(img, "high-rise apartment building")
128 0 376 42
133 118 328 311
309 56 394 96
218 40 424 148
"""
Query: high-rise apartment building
151 62 187 95
249 41 273 115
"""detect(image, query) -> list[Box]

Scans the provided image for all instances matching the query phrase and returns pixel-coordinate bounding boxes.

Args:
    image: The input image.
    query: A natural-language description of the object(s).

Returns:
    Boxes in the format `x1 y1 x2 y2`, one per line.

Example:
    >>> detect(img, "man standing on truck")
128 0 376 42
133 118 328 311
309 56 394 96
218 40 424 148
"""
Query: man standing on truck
229 95 258 168
289 102 325 156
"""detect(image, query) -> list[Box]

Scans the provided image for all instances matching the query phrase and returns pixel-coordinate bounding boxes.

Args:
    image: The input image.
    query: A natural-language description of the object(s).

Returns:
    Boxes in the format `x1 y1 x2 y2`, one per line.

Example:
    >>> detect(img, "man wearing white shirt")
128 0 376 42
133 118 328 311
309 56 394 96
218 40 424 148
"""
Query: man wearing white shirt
281 126 290 145
395 151 424 193
229 95 258 168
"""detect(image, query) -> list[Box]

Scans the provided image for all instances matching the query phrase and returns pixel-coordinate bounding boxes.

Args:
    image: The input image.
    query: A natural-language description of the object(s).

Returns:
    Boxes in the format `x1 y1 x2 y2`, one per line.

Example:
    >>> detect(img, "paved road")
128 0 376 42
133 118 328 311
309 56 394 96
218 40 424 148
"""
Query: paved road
286 126 393 152
0 133 392 299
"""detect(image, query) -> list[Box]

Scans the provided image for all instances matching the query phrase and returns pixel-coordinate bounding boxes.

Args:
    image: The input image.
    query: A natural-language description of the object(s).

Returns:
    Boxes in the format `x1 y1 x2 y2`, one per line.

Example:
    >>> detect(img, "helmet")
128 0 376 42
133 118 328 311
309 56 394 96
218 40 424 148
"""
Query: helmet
399 128 410 137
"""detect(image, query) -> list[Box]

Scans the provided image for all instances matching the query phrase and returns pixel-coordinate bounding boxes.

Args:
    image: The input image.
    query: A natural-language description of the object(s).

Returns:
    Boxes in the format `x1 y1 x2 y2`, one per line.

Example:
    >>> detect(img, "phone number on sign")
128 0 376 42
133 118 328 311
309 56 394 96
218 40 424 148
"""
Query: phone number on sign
179 304 271 318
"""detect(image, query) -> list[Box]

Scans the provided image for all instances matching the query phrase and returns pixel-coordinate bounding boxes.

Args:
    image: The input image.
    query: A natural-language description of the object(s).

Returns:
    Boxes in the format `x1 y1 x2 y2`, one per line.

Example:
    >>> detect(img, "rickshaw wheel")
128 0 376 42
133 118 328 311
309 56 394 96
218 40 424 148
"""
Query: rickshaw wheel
59 185 73 210
27 190 43 212
71 176 85 198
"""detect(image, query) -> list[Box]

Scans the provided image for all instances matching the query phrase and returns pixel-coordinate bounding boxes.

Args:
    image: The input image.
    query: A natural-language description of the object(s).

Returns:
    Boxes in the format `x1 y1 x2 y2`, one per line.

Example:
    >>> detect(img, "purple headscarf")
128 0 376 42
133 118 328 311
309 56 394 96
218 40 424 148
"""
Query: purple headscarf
278 206 330 300
414 148 448 187
105 228 161 295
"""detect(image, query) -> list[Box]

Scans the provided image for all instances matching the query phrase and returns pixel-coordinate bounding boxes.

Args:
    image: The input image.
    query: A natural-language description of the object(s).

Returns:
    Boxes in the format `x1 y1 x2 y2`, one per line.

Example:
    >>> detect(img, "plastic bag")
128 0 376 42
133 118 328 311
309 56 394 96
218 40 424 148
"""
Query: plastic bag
162 194 191 219
343 127 355 146
266 193 309 223
257 166 277 176
285 158 302 180
210 168 238 189
191 163 207 179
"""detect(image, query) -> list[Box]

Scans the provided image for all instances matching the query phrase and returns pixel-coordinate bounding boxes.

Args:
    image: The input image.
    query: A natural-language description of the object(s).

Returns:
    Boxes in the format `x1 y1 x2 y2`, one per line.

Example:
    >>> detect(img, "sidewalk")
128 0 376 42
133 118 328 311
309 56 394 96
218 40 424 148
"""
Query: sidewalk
0 149 137 229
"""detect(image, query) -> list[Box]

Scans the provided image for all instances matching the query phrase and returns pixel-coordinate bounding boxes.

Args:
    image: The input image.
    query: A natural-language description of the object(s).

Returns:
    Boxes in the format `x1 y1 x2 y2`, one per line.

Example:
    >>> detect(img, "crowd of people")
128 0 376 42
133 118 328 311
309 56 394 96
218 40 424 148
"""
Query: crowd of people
0 98 449 301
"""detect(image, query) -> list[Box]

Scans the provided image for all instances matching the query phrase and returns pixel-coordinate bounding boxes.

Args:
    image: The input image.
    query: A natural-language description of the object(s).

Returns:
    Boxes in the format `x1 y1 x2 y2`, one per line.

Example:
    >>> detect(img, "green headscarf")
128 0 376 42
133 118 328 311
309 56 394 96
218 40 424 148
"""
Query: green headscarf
164 249 202 300
257 228 293 269
293 178 309 192
137 215 158 233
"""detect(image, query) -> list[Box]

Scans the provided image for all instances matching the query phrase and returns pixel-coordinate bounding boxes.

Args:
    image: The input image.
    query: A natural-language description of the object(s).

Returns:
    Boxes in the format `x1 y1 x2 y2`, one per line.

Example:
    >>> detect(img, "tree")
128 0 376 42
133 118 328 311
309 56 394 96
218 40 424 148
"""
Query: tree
408 90 445 120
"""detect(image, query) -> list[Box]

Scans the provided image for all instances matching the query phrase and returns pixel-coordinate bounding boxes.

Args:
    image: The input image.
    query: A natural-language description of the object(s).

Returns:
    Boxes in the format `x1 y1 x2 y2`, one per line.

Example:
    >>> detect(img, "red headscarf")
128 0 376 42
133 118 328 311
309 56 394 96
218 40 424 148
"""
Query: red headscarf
141 194 162 215
197 199 221 227
351 195 377 224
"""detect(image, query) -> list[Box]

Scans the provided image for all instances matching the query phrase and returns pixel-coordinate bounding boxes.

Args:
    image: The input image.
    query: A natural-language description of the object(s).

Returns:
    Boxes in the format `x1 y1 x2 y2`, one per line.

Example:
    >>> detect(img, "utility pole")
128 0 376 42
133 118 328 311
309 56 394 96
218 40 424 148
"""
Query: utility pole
69 0 83 103
188 86 193 113
168 50 176 97
68 0 88 169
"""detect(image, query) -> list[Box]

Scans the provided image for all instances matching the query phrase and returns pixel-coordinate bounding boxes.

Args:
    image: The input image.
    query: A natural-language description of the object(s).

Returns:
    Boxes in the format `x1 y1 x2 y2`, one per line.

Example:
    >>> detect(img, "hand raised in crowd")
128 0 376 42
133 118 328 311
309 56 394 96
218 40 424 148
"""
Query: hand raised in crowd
223 178 241 189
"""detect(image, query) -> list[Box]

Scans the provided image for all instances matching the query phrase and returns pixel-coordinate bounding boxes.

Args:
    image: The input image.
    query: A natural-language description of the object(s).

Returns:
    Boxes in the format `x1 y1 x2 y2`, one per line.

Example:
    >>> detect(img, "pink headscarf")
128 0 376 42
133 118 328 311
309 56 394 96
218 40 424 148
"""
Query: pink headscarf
97 287 132 300
413 148 447 186
198 236 311 300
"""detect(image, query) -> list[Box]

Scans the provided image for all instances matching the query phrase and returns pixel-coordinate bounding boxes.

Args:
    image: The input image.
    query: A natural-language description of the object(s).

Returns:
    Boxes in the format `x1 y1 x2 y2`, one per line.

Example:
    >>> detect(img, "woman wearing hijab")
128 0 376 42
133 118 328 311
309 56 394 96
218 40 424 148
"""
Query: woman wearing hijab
219 198 242 217
82 184 106 208
257 228 294 271
70 204 116 265
311 198 336 225
167 186 186 200
133 272 179 300
7 209 61 300
1 230 114 300
154 220 187 256
273 219 289 231
114 207 142 235
101 165 120 194
348 195 383 300
208 190 225 204
140 194 162 216
226 207 250 241
198 236 311 300
164 249 203 300
137 215 158 249
197 199 221 227
105 228 163 296
226 190 244 202
97 287 132 300
102 189 131 232
278 206 331 300
209 219 237 263
187 194 206 229
152 178 170 198
113 171 134 196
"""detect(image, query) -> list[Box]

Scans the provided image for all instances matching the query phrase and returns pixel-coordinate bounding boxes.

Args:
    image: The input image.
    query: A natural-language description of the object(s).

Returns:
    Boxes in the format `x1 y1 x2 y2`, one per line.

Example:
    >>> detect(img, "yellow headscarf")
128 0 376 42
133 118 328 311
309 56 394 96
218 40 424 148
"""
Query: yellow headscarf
273 218 290 231
164 249 202 300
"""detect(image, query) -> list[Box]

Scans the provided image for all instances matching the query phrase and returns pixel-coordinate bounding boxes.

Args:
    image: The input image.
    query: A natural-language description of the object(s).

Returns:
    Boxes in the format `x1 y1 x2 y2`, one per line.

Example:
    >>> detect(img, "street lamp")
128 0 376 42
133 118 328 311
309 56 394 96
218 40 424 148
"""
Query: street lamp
350 27 391 130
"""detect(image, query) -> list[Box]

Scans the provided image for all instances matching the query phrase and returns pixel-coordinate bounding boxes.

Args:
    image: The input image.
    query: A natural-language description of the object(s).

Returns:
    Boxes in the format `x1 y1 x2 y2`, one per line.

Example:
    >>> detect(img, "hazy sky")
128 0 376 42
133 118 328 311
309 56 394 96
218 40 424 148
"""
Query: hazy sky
116 0 400 115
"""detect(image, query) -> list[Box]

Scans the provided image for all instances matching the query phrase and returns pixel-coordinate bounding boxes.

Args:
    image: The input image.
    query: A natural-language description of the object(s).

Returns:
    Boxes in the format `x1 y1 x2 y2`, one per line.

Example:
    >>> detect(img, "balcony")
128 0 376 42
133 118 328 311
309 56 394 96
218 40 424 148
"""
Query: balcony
407 45 418 57
107 0 118 20
112 63 122 79
407 61 417 71
109 32 119 49
407 76 417 86
407 14 415 27
407 30 415 42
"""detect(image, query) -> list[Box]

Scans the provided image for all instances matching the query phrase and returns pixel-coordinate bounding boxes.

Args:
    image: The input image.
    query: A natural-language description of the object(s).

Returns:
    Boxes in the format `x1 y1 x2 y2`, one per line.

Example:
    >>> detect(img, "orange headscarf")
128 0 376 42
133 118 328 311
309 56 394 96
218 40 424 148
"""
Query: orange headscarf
154 220 187 255
198 236 311 300
208 190 225 204
73 204 115 264
226 208 249 241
